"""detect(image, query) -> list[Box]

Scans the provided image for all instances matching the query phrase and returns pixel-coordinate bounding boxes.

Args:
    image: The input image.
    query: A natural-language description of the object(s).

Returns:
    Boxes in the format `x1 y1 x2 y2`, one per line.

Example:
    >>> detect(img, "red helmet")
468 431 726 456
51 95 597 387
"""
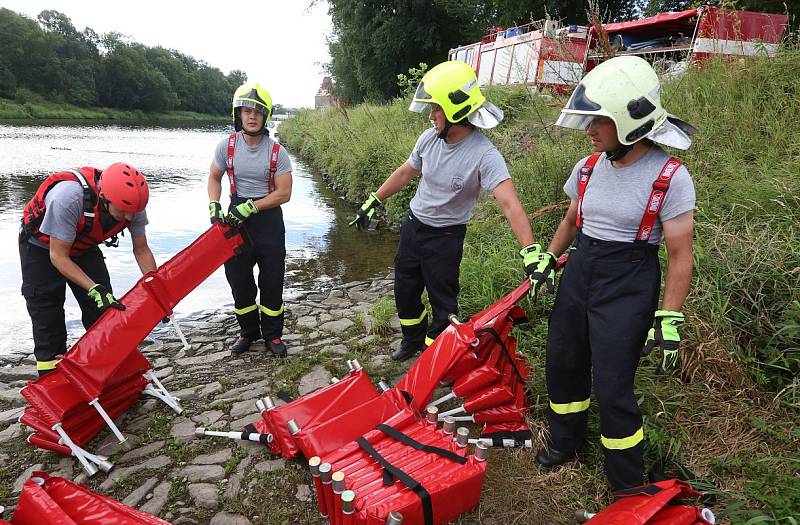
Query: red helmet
99 163 149 213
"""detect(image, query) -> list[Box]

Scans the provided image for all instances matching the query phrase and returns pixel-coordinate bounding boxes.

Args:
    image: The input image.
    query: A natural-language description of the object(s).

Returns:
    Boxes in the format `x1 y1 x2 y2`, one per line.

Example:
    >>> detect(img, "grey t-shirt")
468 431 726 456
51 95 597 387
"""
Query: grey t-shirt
30 180 148 249
408 128 510 227
564 146 695 244
213 132 292 199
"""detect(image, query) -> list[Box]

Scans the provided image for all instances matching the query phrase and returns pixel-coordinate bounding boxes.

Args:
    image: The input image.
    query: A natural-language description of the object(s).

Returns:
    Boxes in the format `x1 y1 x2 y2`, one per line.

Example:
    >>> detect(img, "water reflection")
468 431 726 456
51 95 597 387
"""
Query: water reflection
0 122 398 357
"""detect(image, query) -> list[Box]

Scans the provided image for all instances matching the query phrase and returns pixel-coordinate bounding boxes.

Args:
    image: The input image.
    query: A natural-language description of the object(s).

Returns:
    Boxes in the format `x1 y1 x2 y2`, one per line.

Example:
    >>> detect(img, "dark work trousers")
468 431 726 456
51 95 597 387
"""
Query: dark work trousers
394 212 466 351
224 195 286 342
545 231 660 490
19 238 112 373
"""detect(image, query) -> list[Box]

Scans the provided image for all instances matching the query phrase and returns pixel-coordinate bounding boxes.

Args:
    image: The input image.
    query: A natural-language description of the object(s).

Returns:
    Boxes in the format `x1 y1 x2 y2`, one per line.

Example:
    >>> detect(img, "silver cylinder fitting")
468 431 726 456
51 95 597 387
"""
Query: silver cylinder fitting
442 416 456 435
341 490 356 513
287 419 301 435
425 405 439 424
456 427 469 447
475 442 488 461
308 456 321 476
385 511 404 525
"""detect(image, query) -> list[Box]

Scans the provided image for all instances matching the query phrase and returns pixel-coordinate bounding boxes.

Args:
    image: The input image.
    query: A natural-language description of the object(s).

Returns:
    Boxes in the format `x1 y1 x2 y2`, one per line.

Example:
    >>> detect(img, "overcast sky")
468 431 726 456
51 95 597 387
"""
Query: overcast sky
0 1 333 108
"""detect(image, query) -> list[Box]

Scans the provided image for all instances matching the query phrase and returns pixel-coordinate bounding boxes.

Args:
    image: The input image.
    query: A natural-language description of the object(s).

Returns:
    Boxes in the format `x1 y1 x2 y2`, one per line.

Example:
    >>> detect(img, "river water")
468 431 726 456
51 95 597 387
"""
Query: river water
0 122 398 358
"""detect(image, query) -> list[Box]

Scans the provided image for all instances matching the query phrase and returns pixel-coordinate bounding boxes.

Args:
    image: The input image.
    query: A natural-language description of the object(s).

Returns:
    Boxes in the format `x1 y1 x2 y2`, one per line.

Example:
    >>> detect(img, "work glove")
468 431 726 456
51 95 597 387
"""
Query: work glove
519 243 541 276
530 251 557 296
87 284 126 313
349 192 381 230
226 199 259 227
642 310 685 372
209 200 223 224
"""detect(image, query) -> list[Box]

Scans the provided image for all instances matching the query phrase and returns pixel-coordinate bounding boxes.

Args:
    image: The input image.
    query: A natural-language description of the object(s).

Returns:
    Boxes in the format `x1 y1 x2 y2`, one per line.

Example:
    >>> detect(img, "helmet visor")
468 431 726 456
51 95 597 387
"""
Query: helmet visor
234 99 268 115
409 81 433 113
555 112 593 131
646 115 697 150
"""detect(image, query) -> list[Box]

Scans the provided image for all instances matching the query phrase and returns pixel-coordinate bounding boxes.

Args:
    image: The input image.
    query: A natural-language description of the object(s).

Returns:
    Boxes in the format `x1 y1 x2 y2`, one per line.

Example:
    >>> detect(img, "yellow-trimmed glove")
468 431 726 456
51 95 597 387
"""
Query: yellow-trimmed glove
349 192 381 229
530 251 557 296
209 200 223 224
87 284 125 313
226 199 259 227
519 243 541 277
642 310 685 372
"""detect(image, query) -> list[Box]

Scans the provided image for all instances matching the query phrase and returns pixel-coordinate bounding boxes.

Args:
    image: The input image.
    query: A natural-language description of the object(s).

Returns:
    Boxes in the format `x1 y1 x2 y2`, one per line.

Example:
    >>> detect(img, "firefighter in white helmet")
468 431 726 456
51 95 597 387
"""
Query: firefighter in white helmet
530 56 698 490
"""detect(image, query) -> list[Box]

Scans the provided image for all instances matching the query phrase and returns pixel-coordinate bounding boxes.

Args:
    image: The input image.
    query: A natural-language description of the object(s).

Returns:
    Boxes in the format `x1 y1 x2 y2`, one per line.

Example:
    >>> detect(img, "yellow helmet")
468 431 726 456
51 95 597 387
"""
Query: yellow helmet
556 56 695 149
409 61 503 129
232 82 273 133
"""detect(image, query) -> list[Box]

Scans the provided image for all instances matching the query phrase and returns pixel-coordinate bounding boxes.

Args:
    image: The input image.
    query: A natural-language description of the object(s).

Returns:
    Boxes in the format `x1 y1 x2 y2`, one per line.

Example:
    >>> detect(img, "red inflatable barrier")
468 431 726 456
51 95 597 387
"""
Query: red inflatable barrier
10 472 170 525
255 368 379 458
293 388 411 459
586 479 713 525
58 223 244 401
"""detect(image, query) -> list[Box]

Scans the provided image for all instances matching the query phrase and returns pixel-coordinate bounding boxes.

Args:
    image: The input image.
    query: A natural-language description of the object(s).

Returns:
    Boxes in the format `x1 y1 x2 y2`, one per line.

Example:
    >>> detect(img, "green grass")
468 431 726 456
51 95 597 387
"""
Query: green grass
282 47 800 523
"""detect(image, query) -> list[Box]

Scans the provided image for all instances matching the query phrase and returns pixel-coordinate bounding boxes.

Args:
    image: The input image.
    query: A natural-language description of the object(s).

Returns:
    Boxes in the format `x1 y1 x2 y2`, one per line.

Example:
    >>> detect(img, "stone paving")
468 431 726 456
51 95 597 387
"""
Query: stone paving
0 273 420 524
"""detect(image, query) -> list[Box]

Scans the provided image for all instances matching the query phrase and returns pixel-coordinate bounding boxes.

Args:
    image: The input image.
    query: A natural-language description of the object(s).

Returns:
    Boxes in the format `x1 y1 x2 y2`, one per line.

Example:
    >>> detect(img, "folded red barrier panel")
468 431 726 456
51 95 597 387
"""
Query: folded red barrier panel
451 341 504 399
471 403 526 424
293 388 410 459
10 477 77 525
257 368 379 458
468 280 531 330
320 408 418 468
358 456 487 525
396 322 480 412
58 223 244 401
21 357 149 428
11 472 171 525
586 479 710 525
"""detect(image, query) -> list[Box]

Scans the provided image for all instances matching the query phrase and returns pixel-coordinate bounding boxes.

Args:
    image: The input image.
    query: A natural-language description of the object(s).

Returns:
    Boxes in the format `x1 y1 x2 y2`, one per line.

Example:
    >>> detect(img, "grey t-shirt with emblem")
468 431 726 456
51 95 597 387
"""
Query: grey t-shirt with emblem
213 132 292 199
407 127 510 227
30 180 148 249
564 145 696 244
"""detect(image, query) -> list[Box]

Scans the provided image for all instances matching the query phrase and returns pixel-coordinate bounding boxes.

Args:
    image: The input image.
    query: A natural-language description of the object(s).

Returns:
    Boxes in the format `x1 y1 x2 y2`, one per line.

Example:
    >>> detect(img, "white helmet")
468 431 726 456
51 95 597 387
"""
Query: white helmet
556 56 696 150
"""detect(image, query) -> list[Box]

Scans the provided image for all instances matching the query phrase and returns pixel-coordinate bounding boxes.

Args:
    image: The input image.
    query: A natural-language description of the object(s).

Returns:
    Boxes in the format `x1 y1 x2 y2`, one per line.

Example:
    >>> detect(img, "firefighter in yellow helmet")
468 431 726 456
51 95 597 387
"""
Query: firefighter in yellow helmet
530 56 698 490
207 82 293 357
351 60 538 361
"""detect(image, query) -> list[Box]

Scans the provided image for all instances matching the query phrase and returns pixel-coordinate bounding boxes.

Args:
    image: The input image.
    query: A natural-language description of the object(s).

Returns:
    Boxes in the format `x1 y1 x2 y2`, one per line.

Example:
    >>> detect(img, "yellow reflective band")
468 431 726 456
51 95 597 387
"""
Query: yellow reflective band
36 360 57 371
399 310 427 327
601 427 644 450
549 398 591 415
260 304 285 317
234 304 258 315
425 336 435 346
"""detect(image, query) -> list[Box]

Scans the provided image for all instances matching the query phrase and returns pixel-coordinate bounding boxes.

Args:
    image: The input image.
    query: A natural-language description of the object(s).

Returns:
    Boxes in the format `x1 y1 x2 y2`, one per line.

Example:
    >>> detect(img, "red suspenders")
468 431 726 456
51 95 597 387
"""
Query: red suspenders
575 153 683 242
226 132 281 196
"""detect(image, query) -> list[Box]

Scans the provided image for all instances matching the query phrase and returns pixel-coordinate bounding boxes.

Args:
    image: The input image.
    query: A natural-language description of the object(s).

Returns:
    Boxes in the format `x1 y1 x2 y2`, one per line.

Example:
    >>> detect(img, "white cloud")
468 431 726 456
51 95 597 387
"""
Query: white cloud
0 1 332 108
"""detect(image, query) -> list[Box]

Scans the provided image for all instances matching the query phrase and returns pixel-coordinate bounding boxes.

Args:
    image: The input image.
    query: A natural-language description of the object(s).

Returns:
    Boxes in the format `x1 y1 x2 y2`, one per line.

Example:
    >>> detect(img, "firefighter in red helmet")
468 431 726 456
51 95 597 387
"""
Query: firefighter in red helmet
19 162 158 376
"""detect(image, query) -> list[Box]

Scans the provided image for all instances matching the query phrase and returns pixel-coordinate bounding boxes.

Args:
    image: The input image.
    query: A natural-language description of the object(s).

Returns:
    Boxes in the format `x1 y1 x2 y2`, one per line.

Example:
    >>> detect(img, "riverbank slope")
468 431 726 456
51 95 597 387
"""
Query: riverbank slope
279 51 800 523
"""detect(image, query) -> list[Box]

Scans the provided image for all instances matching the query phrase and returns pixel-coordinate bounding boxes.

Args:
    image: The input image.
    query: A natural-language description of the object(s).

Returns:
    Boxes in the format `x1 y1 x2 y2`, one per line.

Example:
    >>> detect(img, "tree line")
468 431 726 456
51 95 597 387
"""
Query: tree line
323 0 797 104
0 9 245 114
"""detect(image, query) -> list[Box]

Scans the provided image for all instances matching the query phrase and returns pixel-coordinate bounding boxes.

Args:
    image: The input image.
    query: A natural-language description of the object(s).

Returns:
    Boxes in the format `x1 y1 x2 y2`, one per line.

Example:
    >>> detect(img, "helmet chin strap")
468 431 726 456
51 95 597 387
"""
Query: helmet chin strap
605 143 633 161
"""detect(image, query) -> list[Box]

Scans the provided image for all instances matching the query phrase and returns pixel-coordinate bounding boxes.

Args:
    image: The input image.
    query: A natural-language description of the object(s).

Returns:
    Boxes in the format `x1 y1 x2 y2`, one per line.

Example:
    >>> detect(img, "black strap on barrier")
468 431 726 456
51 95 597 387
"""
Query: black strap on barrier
357 436 434 525
476 327 526 387
243 423 258 434
613 484 663 498
376 424 467 465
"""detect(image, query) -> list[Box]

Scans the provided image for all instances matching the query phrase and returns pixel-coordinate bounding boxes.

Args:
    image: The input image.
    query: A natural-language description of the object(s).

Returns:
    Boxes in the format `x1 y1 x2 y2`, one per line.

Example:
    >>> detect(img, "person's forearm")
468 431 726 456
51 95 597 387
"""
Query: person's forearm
134 247 158 275
208 175 223 202
502 202 534 247
375 165 416 201
51 253 95 291
546 217 578 257
661 250 692 311
253 187 291 211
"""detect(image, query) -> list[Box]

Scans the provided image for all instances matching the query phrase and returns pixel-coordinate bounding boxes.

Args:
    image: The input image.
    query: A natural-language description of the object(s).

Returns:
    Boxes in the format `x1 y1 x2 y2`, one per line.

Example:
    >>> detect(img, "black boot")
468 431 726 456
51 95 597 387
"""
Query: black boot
268 338 287 358
231 336 255 354
536 446 576 469
391 340 421 361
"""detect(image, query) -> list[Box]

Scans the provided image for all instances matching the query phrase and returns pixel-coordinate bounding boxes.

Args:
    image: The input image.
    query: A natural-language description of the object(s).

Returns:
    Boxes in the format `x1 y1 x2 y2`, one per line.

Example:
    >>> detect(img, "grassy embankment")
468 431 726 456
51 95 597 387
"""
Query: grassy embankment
0 90 227 121
281 51 800 524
